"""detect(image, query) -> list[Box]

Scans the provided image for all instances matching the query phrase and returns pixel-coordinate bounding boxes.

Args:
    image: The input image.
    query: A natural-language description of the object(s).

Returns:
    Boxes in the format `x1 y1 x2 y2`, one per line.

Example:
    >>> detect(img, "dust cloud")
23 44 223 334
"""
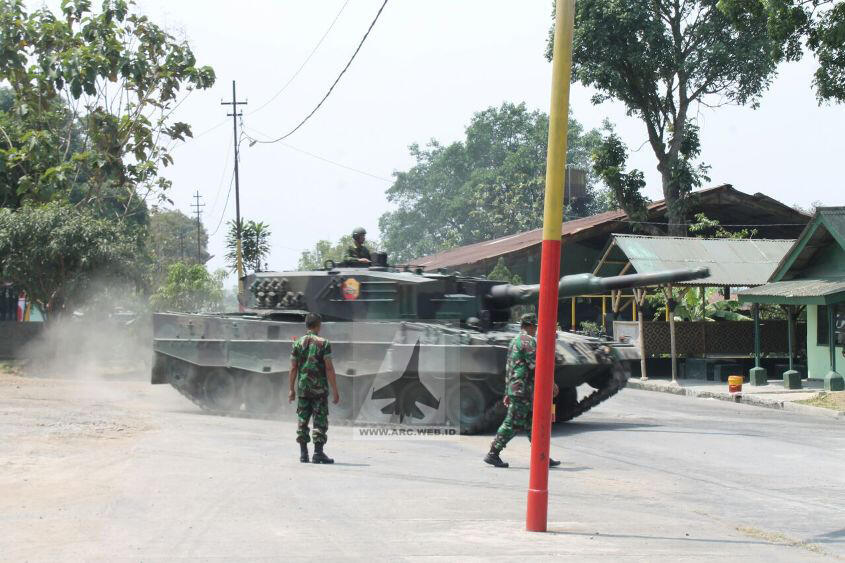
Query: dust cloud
20 280 153 396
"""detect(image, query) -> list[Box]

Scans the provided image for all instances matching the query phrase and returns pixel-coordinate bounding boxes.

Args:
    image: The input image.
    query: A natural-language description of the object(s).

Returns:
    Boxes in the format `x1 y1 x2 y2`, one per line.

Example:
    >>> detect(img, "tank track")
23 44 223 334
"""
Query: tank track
556 364 629 423
165 362 629 428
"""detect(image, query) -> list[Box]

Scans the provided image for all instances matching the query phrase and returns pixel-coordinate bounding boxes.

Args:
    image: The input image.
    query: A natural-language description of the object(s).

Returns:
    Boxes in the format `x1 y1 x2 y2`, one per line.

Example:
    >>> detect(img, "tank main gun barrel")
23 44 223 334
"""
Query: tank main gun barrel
486 267 710 307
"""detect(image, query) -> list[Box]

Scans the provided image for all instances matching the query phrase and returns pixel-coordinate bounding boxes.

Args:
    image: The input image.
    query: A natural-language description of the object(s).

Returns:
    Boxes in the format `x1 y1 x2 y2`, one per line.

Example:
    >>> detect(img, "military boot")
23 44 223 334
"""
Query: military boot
484 450 509 468
549 458 561 467
299 442 309 463
312 443 334 464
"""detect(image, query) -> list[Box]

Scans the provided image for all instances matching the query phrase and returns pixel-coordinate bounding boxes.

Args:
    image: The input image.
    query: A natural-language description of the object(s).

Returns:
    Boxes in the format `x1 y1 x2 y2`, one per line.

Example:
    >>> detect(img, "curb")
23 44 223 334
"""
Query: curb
626 379 844 421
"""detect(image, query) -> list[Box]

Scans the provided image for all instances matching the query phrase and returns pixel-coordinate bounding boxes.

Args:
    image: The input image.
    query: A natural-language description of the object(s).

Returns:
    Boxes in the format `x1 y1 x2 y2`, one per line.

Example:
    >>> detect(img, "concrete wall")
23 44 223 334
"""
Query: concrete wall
0 321 44 359
806 305 843 379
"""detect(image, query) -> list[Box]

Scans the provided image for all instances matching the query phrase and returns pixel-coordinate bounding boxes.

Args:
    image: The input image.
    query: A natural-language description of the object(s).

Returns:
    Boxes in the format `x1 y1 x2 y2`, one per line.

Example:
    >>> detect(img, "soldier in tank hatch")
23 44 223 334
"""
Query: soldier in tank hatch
346 227 371 265
484 313 561 468
289 313 340 464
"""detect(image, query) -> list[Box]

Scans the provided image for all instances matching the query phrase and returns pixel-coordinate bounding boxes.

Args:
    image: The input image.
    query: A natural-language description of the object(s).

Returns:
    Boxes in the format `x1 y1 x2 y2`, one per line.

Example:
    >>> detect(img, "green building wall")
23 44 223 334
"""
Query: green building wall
806 305 844 379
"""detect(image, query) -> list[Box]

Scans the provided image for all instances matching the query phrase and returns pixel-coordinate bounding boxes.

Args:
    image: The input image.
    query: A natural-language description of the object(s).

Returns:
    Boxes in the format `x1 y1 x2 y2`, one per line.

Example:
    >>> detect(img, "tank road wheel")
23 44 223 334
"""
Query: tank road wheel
446 381 491 434
484 373 506 396
203 369 240 411
242 373 279 414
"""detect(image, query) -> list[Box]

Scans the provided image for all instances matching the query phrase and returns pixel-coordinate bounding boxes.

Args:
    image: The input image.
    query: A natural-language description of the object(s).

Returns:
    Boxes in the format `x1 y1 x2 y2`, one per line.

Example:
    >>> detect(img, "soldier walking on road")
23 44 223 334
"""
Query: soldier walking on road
484 314 561 468
289 313 340 464
346 227 372 265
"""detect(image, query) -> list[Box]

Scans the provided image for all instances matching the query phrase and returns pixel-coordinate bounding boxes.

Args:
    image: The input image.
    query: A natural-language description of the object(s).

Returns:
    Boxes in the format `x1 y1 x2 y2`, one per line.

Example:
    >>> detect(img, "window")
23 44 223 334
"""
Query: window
817 304 845 346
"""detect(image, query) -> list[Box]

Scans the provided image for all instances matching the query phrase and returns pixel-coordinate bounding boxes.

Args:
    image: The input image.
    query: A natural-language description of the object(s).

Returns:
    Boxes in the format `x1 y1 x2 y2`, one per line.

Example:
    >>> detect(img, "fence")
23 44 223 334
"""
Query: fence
613 320 804 357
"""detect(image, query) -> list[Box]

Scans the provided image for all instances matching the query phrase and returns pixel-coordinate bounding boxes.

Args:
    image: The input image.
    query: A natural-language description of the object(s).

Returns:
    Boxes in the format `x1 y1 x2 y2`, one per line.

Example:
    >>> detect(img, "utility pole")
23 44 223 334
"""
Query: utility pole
222 80 247 303
191 190 205 263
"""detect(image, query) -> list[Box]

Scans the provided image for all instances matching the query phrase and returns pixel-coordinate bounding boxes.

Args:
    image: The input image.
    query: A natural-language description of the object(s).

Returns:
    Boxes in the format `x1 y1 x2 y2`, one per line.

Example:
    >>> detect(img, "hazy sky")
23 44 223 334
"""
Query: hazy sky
52 1 845 279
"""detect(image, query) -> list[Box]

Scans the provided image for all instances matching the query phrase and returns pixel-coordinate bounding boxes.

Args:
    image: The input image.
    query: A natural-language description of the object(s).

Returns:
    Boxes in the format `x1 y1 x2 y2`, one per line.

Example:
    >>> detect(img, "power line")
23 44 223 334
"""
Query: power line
209 131 247 238
246 0 388 145
244 126 392 182
210 172 235 237
281 141 393 182
246 0 351 117
208 138 233 217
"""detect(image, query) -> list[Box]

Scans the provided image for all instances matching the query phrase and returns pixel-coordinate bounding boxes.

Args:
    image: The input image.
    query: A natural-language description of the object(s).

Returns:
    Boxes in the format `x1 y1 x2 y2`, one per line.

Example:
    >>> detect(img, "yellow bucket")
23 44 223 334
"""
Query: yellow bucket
728 375 743 393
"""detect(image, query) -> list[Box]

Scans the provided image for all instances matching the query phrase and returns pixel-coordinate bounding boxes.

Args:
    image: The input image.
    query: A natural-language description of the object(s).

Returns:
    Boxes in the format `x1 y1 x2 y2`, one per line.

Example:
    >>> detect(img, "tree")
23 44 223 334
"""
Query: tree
150 262 224 313
0 202 139 316
379 102 608 262
719 0 845 103
0 0 215 215
551 1 778 235
688 212 758 238
298 235 383 270
225 219 271 273
147 208 210 283
591 128 651 225
487 257 523 284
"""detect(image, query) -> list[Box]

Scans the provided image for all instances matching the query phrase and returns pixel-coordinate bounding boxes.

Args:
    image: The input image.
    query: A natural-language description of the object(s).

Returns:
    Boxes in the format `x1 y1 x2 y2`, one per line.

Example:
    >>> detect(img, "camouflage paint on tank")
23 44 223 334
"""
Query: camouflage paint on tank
152 262 708 433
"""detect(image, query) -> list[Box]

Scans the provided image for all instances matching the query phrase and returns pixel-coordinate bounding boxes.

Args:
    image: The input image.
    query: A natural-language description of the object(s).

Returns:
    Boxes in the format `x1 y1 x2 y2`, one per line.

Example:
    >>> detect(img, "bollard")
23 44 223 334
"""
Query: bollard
728 375 743 393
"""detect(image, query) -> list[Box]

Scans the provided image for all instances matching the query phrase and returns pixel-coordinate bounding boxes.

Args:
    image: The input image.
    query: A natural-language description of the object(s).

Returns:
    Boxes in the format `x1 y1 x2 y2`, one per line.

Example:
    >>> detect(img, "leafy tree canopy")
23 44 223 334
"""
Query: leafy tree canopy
719 0 845 103
551 0 779 234
147 208 210 286
688 212 758 238
150 262 224 313
379 102 608 263
0 0 215 216
0 202 140 316
225 219 272 273
487 257 523 285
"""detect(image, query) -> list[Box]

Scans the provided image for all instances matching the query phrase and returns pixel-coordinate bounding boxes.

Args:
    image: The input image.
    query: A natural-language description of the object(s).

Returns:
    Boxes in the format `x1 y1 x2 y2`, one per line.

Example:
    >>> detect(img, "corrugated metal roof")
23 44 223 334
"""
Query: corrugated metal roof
769 207 845 280
612 234 795 286
820 207 845 244
737 278 845 304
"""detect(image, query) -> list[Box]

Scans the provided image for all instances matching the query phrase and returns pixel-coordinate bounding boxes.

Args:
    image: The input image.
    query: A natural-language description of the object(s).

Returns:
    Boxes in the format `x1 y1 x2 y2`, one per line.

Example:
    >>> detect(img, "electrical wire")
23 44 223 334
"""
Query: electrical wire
246 0 351 117
281 142 393 182
209 171 235 237
209 132 246 237
246 0 388 144
207 138 233 218
244 126 392 182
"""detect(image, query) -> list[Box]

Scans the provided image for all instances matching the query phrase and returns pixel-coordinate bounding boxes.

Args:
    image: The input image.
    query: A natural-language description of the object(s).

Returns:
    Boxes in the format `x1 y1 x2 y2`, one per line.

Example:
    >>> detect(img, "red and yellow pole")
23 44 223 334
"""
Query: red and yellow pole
526 0 575 533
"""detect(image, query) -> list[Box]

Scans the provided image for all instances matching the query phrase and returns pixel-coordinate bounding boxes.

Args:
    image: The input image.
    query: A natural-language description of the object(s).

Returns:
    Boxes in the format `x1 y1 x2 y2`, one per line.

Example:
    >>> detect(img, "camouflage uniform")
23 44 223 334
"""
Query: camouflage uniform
346 244 371 261
291 331 333 445
490 331 536 453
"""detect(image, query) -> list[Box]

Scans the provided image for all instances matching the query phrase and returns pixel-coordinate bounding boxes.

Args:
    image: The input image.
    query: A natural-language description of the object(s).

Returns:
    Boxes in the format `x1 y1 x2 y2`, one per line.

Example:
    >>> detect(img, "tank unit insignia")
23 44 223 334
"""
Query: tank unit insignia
341 278 361 301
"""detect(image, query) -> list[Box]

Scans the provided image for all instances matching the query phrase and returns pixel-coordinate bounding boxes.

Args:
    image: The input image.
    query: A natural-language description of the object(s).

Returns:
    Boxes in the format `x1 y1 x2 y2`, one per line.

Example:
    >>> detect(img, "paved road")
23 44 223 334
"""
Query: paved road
1 372 843 561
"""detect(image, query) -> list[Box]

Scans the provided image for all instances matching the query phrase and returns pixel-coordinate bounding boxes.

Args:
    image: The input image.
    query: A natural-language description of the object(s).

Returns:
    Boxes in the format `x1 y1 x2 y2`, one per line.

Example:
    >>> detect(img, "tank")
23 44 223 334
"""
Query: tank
150 256 708 433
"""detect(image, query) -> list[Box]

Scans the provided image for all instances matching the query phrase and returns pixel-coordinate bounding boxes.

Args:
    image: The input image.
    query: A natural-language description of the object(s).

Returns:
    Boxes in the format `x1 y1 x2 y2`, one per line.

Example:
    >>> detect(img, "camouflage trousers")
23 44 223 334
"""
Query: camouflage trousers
490 396 532 453
296 394 329 445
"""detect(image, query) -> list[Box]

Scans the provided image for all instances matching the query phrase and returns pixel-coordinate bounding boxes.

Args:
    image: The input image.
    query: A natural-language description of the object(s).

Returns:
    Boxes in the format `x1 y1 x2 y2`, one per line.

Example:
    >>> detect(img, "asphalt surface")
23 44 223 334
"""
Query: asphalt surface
1 371 843 561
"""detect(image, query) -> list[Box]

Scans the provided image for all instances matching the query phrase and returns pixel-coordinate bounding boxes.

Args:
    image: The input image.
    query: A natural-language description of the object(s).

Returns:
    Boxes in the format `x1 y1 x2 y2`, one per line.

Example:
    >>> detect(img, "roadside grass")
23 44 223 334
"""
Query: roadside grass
797 391 845 412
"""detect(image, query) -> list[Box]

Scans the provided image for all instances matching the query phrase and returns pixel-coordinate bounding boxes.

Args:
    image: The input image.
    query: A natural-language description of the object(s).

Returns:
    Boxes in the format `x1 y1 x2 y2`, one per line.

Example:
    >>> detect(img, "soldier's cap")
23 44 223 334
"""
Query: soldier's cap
352 227 366 236
520 313 537 326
